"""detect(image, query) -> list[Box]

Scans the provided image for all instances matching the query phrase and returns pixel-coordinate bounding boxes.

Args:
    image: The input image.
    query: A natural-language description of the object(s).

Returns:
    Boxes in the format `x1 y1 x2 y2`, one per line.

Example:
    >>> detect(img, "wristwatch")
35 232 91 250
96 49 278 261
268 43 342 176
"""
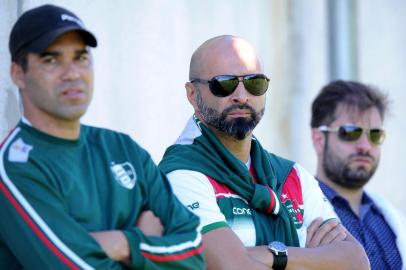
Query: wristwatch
267 241 288 270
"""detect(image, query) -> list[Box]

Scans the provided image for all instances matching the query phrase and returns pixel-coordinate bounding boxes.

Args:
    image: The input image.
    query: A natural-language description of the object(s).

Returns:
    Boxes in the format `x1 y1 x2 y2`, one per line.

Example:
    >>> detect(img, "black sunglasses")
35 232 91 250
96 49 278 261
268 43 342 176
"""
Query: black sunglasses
318 124 385 145
190 74 270 97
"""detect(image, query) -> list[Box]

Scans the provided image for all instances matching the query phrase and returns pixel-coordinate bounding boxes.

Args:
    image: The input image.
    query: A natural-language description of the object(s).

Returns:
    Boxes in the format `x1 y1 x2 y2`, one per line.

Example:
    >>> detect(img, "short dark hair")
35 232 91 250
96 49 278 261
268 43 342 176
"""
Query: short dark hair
311 80 389 128
13 50 29 72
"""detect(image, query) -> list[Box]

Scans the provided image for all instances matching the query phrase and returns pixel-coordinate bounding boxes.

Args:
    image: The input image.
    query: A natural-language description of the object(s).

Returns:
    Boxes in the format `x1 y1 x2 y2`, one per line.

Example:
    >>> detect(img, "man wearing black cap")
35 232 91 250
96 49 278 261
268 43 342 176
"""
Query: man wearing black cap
0 4 204 269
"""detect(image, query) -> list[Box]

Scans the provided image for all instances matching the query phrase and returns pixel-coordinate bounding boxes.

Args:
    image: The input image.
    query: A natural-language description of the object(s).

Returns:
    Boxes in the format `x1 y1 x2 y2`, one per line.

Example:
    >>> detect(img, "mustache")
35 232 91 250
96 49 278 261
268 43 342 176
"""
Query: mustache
57 81 86 91
223 104 256 115
349 152 375 162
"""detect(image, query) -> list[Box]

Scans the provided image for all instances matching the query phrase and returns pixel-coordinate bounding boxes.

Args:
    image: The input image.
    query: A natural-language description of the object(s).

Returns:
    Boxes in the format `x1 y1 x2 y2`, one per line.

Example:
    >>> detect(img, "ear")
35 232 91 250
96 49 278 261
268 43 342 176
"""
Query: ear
185 82 198 109
10 62 26 90
311 128 326 155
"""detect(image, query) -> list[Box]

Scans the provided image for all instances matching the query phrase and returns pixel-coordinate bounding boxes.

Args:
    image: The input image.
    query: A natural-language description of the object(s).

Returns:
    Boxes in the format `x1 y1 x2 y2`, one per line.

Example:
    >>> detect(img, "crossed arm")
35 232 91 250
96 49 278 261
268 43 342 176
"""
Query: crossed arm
83 159 205 269
0 149 204 269
203 218 370 270
163 169 370 269
90 210 164 265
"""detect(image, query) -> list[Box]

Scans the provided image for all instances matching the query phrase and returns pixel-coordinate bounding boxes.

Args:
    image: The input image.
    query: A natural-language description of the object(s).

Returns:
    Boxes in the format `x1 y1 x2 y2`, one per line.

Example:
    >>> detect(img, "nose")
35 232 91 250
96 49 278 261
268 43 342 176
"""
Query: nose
355 132 374 150
60 61 81 81
231 81 249 104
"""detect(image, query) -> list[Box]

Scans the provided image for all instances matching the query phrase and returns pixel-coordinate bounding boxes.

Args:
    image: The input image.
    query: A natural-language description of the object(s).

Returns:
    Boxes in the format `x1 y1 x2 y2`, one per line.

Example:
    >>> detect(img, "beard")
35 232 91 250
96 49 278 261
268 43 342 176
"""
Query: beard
195 90 264 140
322 139 379 189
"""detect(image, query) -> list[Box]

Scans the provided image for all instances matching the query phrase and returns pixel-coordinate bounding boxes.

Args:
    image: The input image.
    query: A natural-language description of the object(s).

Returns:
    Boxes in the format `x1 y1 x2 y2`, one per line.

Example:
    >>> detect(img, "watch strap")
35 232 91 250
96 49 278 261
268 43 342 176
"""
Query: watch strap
268 241 288 270
272 253 287 270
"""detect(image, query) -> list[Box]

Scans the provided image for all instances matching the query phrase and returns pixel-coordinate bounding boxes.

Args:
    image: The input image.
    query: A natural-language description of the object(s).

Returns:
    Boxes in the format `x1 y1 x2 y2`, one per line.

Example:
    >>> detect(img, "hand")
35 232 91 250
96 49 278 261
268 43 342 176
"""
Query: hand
90 230 130 263
136 210 164 236
306 217 347 248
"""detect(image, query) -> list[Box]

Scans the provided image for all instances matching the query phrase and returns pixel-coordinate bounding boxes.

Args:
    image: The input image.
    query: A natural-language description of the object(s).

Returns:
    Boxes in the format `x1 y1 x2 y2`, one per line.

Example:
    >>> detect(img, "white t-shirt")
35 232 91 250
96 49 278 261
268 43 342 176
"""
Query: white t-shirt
166 116 338 247
168 164 336 247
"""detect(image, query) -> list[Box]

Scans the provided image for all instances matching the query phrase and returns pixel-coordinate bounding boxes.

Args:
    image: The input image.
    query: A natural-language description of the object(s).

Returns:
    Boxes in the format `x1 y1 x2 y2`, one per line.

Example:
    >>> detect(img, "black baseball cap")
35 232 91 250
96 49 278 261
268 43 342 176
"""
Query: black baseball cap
9 4 97 61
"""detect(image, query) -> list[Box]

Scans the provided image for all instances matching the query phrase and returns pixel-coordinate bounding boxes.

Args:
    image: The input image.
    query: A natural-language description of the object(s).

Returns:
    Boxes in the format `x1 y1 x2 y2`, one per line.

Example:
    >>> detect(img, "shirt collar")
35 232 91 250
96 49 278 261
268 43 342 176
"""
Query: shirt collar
317 180 339 201
317 178 377 219
245 156 251 169
21 116 32 126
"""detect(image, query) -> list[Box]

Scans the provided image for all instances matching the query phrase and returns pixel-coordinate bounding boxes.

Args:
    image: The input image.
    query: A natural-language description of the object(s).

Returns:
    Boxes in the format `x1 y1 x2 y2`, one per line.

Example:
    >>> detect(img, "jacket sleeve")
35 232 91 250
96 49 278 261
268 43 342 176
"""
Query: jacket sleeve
0 240 22 269
0 159 128 269
122 148 205 270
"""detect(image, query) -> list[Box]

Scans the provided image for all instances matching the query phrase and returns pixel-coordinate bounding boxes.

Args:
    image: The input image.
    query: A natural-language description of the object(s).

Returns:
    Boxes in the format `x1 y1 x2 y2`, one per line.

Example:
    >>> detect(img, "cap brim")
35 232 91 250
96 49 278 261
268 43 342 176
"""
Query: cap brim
28 26 97 53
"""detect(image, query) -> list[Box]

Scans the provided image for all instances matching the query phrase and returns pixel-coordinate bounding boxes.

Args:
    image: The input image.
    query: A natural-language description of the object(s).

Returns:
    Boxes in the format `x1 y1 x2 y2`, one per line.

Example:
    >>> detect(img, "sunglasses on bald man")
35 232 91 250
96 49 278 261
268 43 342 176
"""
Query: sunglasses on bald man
191 74 270 97
318 124 385 145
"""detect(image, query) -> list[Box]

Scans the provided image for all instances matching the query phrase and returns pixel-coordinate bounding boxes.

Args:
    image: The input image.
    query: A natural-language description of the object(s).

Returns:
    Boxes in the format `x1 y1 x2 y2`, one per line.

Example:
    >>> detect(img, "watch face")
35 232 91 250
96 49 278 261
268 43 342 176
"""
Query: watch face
271 241 287 252
269 241 288 255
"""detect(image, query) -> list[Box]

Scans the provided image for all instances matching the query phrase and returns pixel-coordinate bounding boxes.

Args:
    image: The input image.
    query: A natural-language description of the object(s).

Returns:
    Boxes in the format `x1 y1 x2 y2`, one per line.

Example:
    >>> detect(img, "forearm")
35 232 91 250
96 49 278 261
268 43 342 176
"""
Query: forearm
247 246 273 269
124 227 204 270
90 231 130 264
91 228 203 270
248 237 369 270
203 228 271 270
287 239 370 270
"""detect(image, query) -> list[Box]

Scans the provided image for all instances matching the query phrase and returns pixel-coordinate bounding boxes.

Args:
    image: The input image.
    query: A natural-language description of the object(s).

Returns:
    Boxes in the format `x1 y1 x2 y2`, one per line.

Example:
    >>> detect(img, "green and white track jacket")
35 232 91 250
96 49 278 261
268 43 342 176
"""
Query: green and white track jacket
0 120 204 270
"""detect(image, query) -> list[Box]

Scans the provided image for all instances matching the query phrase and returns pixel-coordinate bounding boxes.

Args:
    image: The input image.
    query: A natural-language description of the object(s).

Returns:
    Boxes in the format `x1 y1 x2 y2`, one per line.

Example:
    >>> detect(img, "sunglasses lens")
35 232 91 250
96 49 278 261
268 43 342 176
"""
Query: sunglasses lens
338 126 362 141
210 76 239 97
243 75 269 96
369 129 385 145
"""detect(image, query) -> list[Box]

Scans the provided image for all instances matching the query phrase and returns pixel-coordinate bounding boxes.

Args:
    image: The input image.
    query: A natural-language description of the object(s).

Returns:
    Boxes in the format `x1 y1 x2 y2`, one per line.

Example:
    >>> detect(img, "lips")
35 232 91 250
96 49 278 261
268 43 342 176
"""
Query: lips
61 88 85 99
351 155 374 165
228 109 251 117
353 158 371 163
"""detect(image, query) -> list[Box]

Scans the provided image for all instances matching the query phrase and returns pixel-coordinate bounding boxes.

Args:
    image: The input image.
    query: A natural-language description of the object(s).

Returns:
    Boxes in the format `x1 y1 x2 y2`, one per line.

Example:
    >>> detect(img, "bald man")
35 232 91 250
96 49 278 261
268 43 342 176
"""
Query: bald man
159 35 370 270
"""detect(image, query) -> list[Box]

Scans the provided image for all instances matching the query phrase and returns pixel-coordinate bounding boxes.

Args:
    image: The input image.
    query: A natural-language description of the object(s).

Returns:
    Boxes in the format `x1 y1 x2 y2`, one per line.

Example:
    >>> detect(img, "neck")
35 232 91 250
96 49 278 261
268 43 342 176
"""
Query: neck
209 127 252 163
24 113 81 140
316 166 364 216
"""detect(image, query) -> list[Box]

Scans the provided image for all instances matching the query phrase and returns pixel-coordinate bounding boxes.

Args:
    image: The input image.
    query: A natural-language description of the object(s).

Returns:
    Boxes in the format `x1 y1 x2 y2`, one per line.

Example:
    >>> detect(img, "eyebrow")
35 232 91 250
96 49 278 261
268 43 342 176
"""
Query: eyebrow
38 51 60 58
75 48 90 55
38 48 89 58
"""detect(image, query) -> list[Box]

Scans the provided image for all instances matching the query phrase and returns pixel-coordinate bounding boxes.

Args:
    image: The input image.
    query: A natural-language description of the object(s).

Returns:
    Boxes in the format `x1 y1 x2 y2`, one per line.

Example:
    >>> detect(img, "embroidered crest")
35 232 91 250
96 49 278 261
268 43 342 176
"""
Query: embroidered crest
110 162 137 189
8 138 33 163
281 195 304 229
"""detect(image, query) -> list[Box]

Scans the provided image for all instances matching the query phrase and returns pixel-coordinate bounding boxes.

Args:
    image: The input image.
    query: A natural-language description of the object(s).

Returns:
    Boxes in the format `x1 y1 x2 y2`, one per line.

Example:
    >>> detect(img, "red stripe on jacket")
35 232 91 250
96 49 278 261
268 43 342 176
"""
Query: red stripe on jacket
0 180 80 270
141 243 204 262
207 177 238 197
